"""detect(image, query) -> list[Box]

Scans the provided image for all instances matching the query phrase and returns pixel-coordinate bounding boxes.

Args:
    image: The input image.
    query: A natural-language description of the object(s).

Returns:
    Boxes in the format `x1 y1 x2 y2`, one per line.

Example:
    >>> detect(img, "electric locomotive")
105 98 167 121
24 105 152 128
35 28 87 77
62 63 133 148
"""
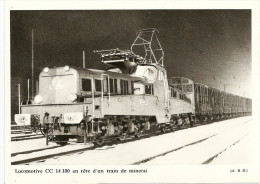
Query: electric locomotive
15 29 195 145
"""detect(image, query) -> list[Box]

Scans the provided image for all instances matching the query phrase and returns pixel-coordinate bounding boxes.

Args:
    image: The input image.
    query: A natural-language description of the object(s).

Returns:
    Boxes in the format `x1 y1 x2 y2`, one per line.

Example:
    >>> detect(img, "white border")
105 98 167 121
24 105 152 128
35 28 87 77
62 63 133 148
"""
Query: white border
0 0 4 183
4 0 260 183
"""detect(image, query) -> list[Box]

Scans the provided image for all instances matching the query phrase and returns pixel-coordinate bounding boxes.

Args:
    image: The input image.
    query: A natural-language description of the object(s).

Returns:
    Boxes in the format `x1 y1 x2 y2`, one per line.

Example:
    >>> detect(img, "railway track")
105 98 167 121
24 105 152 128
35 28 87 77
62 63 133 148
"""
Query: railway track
135 120 251 165
132 132 248 165
11 116 250 165
11 146 61 157
131 133 218 165
11 134 44 141
11 126 186 165
11 146 95 165
202 133 249 164
11 129 164 165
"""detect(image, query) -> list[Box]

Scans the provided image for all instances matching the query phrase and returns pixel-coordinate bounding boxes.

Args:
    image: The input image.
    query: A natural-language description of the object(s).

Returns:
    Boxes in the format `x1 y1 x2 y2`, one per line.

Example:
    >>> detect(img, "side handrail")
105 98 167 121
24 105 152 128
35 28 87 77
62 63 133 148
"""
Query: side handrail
91 78 95 118
101 74 110 117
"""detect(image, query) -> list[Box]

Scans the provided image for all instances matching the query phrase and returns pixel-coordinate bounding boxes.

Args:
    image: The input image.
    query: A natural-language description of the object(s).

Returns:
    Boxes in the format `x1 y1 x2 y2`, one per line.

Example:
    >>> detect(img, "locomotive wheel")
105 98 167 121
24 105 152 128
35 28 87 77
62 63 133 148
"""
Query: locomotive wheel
117 134 126 141
190 119 194 127
56 141 68 146
145 121 151 130
170 123 176 131
135 131 142 138
94 136 104 146
56 136 69 146
184 117 190 126
193 117 199 124
160 126 167 133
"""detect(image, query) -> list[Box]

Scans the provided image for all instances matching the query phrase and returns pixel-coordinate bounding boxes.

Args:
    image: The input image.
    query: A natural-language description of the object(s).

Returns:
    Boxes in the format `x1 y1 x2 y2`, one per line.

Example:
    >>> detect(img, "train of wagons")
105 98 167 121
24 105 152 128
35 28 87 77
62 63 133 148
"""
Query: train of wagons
15 29 252 145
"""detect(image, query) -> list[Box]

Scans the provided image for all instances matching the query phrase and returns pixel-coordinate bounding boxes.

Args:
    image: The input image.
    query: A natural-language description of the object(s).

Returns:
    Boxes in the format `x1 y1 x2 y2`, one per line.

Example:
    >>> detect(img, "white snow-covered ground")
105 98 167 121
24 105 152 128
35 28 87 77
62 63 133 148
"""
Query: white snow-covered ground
11 142 93 163
210 133 251 164
11 138 56 153
142 118 251 164
21 116 252 165
11 131 34 136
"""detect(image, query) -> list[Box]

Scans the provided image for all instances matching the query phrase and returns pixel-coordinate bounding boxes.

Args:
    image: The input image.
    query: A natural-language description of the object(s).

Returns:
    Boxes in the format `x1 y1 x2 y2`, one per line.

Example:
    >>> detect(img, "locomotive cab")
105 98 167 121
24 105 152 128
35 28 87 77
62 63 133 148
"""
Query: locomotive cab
36 66 79 104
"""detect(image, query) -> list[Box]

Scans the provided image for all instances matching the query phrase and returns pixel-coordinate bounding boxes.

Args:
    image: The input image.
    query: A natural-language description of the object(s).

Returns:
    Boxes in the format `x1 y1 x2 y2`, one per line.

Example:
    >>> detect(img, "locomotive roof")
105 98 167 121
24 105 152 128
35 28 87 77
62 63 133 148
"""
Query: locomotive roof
44 66 147 82
75 66 145 80
194 82 249 99
194 82 208 87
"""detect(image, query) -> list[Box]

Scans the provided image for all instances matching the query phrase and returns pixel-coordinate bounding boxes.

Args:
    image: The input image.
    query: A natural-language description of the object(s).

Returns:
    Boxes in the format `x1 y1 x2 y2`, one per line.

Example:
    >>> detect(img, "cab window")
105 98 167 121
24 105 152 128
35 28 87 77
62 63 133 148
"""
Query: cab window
109 78 118 94
120 80 129 95
170 87 177 98
145 84 154 95
179 94 182 100
131 81 134 94
95 79 101 92
173 90 177 97
82 78 92 91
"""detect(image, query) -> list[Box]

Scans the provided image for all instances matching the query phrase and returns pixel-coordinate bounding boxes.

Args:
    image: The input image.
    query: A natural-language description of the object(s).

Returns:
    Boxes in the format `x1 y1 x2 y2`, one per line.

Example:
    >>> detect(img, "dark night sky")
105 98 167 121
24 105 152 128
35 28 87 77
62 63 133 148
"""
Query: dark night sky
10 10 251 97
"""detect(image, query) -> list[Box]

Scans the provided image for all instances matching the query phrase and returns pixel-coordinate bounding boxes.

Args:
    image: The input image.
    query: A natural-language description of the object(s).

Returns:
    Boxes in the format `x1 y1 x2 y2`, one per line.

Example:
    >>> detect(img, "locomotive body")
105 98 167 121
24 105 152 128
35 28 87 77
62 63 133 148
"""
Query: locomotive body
17 64 194 144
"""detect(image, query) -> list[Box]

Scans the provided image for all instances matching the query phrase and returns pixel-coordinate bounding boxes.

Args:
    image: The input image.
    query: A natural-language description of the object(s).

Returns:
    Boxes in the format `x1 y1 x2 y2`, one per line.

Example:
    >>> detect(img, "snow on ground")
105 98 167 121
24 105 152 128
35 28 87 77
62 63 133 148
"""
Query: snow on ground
142 119 251 164
11 133 38 138
11 138 56 153
11 141 93 162
210 133 251 164
11 137 92 154
27 116 251 165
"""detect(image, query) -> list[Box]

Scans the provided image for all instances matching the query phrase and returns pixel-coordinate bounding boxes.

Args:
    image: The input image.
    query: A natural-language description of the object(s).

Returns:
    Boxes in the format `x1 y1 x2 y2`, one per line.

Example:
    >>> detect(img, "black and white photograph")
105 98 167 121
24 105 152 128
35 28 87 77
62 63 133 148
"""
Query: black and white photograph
3 0 260 183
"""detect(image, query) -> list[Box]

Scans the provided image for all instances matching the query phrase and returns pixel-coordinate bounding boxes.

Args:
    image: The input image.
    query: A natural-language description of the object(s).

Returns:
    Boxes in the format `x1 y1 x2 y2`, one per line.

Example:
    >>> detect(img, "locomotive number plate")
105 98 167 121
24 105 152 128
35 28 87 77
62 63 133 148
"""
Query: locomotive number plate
140 99 148 105
48 76 64 90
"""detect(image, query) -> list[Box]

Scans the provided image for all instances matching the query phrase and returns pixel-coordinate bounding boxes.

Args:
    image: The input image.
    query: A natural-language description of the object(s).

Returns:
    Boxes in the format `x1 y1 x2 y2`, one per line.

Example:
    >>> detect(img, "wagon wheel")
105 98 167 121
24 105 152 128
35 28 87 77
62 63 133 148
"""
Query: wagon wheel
207 116 213 123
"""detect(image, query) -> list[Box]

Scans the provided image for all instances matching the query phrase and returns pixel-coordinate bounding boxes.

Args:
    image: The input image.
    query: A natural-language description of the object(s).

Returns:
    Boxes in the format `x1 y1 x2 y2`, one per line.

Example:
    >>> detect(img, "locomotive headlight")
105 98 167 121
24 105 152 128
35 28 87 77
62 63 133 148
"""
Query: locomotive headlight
64 65 70 72
68 93 77 102
34 95 43 104
43 67 49 73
